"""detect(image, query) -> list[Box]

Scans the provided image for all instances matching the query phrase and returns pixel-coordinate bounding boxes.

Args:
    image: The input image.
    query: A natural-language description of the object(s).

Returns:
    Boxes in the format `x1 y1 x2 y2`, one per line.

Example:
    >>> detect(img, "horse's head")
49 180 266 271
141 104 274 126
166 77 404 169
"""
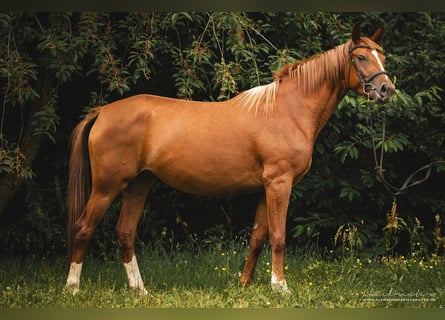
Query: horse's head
347 22 395 104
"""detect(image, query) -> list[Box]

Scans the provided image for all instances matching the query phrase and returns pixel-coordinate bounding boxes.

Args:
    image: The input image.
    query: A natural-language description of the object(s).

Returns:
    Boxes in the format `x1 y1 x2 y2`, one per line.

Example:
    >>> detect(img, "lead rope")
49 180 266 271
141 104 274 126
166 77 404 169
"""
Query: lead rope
367 103 445 197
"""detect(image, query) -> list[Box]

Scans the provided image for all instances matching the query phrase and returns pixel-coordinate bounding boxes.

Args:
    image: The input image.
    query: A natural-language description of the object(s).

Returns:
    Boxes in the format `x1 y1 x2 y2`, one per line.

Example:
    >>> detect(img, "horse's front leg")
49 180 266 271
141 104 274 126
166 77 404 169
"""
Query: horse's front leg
264 174 293 294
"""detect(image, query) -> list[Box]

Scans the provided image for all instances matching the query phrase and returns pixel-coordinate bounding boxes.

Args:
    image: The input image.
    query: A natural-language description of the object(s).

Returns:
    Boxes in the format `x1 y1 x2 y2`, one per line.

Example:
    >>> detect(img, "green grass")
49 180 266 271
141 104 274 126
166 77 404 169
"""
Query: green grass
1 242 444 308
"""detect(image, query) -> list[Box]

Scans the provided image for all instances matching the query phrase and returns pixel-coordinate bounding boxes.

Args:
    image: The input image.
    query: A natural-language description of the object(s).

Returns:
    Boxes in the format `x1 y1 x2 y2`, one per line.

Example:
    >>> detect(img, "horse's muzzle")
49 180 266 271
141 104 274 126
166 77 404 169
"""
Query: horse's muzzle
368 81 396 104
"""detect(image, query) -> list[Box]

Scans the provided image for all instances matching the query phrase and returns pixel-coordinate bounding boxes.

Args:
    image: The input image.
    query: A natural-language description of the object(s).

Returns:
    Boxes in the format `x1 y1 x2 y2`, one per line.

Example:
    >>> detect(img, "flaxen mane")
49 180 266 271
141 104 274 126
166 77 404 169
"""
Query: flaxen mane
238 41 354 116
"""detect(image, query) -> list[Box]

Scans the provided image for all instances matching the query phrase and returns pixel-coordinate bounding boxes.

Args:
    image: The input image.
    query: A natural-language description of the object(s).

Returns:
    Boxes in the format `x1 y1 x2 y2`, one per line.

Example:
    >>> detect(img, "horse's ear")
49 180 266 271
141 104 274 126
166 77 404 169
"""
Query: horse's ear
370 26 384 44
351 22 361 44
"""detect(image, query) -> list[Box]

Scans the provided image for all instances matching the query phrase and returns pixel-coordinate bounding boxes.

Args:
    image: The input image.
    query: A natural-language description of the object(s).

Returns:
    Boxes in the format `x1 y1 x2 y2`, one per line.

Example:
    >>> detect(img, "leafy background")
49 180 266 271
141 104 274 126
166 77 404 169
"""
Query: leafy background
0 12 444 259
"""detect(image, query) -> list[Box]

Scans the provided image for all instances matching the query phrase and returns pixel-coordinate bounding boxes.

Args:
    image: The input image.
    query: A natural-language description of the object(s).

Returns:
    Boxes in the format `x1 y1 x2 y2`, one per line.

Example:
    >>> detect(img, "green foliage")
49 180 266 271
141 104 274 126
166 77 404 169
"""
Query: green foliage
0 177 66 257
0 12 444 258
0 241 444 307
0 140 34 179
30 90 60 143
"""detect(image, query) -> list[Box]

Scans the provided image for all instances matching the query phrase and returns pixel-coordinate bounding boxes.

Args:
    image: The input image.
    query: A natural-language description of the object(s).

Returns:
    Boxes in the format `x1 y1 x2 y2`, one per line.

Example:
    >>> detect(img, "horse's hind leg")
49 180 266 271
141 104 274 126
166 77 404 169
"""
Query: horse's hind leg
66 189 120 294
239 193 269 286
115 171 155 295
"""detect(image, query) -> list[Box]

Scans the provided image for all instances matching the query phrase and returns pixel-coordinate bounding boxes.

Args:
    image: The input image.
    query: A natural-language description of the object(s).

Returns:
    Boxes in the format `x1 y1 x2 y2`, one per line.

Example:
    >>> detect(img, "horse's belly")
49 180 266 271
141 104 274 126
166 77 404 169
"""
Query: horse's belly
160 174 263 195
149 151 264 195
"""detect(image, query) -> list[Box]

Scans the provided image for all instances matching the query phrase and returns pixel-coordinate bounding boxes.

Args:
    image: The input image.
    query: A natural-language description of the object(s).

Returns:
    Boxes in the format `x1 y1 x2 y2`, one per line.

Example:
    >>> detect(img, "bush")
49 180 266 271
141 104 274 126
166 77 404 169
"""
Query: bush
0 12 444 258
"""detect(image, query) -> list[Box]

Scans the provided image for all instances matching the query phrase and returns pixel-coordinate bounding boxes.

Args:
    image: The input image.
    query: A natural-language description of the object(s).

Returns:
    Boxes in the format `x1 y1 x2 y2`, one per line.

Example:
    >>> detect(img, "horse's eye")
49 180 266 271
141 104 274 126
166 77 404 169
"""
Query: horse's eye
357 55 366 61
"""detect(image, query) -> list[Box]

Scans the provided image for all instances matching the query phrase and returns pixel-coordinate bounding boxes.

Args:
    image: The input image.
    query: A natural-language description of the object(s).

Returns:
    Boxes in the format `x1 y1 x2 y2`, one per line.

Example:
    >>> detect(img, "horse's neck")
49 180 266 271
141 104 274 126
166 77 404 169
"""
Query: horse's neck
283 78 348 143
274 44 350 142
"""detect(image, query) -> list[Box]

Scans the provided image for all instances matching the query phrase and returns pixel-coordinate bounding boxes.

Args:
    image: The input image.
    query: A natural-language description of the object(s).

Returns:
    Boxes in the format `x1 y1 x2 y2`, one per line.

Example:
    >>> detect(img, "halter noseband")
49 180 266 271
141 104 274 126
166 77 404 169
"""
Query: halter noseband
349 44 389 95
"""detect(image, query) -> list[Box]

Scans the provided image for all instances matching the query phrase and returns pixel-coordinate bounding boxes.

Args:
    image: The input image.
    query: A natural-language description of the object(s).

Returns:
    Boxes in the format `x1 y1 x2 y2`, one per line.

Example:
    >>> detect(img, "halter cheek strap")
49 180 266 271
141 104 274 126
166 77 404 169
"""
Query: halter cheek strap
349 45 389 94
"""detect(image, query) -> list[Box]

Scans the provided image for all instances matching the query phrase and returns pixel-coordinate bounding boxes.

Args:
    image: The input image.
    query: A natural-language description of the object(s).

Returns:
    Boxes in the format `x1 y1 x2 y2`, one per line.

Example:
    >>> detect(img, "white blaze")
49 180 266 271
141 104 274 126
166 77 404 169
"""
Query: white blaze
372 49 389 80
123 255 148 295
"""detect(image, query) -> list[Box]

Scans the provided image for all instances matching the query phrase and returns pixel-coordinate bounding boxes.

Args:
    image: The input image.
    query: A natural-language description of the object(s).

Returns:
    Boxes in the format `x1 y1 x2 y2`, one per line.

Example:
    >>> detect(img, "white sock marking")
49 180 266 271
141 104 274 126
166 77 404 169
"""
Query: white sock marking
124 255 148 295
271 271 291 294
66 262 83 294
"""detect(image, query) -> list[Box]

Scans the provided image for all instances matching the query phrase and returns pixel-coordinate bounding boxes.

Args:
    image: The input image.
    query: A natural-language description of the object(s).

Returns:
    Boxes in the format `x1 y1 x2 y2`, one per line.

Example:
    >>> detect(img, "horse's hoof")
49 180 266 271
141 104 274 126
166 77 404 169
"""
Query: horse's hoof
130 286 149 296
64 284 80 296
271 276 292 294
239 279 253 288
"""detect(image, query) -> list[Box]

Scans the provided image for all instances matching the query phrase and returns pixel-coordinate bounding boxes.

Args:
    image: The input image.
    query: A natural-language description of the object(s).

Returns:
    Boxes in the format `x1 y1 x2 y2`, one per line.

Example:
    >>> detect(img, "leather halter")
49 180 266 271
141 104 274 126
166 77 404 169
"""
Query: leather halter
349 44 389 94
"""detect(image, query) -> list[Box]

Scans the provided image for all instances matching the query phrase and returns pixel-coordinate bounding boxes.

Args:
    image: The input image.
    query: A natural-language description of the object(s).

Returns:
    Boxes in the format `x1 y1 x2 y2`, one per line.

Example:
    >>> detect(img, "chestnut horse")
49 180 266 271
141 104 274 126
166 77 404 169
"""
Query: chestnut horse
65 23 395 295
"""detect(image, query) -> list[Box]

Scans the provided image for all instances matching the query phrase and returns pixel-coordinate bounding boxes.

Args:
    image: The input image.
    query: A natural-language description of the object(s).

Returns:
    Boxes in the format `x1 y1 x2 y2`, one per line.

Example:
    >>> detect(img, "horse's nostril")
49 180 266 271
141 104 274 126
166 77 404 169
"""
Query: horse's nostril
380 83 395 101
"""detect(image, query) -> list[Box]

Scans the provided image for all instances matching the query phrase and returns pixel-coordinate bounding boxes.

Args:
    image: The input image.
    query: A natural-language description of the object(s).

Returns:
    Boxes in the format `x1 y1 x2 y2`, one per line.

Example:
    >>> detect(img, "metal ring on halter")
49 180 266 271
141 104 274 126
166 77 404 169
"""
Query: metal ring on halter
363 83 375 94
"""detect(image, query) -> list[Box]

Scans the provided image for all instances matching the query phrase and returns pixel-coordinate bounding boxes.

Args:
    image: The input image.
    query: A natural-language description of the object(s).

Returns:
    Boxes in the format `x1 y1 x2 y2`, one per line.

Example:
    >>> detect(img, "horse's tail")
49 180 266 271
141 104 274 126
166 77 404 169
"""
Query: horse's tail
67 107 101 261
